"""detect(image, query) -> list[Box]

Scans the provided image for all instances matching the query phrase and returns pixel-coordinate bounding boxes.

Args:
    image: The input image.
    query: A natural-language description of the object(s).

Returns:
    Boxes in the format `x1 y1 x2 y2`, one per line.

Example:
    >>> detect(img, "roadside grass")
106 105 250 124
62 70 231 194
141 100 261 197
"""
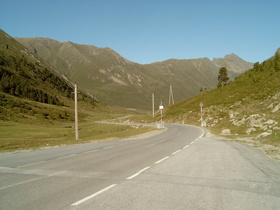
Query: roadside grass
0 119 156 152
0 101 157 152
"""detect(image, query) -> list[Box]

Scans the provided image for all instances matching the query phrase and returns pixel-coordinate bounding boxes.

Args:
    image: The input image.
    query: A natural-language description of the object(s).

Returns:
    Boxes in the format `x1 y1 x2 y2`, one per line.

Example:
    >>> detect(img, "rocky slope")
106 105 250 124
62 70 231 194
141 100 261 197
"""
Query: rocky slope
164 49 280 159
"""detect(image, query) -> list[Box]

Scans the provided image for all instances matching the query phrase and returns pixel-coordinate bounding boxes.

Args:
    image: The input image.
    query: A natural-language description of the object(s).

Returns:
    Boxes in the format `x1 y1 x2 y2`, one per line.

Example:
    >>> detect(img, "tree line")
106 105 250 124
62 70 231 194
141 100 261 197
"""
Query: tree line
0 48 73 106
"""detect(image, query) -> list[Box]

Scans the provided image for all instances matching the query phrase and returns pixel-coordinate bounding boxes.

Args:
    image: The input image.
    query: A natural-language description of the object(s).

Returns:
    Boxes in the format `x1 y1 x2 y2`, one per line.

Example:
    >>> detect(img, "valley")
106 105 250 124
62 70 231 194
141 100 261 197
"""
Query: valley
0 28 279 161
1 1 280 208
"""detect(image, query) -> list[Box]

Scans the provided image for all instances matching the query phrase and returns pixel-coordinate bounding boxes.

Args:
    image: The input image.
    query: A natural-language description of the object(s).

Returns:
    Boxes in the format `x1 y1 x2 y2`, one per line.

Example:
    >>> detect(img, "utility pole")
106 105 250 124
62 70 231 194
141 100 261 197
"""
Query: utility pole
200 102 204 127
152 93 155 118
74 83 79 140
169 85 174 106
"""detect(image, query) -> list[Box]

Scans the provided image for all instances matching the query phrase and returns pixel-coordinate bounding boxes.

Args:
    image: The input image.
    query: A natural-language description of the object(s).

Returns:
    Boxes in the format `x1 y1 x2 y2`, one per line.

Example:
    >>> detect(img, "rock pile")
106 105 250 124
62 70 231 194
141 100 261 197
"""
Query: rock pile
202 92 280 138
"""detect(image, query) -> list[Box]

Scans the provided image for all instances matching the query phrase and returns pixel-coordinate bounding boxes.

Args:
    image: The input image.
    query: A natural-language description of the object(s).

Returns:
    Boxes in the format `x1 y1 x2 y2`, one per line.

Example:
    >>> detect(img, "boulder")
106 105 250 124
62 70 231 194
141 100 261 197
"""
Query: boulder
247 114 266 128
272 102 280 113
221 129 231 135
273 126 280 131
256 132 272 138
264 119 278 125
267 103 274 109
233 117 246 126
246 128 256 135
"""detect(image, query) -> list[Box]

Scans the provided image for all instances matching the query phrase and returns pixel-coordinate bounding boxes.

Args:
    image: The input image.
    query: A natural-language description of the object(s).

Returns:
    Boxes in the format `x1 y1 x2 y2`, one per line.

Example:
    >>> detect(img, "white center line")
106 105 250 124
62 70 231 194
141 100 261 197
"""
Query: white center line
183 145 189 149
127 166 151 180
172 149 181 155
155 156 169 164
71 184 117 206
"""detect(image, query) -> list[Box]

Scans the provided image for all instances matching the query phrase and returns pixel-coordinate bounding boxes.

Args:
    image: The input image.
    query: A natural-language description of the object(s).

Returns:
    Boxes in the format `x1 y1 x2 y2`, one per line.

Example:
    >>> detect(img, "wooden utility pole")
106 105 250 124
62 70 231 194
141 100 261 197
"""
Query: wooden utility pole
74 83 79 140
169 85 174 105
152 93 155 118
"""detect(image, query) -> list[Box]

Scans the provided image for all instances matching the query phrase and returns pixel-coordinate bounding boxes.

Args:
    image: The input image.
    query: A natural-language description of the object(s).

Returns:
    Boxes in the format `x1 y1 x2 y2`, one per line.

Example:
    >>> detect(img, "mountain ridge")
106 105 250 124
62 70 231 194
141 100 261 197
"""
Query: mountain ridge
16 37 253 110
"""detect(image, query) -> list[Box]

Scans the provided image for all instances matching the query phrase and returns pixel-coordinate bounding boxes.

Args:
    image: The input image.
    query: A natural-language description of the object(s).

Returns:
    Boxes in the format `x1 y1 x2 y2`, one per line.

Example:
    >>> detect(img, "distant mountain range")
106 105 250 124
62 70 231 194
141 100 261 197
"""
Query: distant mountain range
16 37 253 110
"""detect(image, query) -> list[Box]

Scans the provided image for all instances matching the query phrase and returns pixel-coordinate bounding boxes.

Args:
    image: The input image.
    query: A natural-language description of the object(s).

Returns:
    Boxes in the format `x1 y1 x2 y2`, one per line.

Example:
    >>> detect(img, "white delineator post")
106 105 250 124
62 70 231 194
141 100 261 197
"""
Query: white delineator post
159 102 164 128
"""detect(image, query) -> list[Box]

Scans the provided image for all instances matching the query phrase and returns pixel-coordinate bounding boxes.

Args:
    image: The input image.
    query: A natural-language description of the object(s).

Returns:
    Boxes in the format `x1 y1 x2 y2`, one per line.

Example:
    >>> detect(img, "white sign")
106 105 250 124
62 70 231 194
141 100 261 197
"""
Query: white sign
159 105 164 110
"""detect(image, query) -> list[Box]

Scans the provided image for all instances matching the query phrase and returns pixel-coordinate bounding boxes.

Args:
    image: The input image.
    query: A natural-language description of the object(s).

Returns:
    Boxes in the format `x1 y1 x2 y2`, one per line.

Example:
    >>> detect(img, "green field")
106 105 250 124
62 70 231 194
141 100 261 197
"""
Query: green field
0 118 156 152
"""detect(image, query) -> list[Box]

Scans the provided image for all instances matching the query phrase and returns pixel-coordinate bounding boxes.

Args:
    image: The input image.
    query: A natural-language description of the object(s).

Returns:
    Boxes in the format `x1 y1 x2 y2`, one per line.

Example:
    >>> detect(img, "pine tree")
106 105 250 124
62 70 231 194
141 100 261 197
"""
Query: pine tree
217 67 229 87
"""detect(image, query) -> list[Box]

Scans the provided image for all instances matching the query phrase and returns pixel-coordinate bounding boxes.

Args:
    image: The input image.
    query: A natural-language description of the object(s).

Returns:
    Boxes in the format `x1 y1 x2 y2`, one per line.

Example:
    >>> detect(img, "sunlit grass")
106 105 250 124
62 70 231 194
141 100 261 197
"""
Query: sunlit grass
0 119 156 152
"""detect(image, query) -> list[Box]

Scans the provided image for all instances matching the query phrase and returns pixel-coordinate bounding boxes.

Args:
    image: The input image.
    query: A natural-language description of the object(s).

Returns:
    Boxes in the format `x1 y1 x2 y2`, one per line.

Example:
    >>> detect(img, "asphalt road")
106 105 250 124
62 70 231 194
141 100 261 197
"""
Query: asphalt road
0 124 279 209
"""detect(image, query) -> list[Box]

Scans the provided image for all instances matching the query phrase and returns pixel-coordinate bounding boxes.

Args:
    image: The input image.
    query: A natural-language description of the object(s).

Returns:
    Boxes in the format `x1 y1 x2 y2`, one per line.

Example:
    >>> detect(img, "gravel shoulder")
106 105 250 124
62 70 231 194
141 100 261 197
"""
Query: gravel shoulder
204 128 280 162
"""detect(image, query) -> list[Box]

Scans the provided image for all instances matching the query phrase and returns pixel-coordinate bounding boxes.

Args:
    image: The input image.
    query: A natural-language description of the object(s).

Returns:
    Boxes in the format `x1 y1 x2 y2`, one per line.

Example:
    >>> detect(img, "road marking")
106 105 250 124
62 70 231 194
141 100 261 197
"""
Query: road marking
0 177 43 190
82 146 117 154
172 149 181 155
144 141 165 148
56 154 77 160
103 146 116 150
183 145 189 149
17 160 47 168
127 166 151 180
0 171 65 190
71 184 117 206
82 150 97 154
190 141 194 144
155 156 169 164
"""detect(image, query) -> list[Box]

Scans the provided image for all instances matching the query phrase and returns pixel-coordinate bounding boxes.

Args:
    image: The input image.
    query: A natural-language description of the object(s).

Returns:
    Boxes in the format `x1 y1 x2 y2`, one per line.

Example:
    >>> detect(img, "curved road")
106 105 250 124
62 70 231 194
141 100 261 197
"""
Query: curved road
0 124 279 209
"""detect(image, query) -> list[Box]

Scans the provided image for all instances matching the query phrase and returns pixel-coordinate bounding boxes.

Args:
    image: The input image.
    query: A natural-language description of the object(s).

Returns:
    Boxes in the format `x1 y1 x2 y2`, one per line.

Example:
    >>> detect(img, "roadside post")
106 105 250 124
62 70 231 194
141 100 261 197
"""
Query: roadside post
159 102 164 128
152 93 155 118
72 83 79 140
200 102 204 127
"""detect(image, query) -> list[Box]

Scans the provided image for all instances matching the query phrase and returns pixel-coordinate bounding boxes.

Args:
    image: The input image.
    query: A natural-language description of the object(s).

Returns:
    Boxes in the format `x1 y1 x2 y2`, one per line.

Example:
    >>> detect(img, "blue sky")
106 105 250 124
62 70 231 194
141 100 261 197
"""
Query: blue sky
1 0 279 64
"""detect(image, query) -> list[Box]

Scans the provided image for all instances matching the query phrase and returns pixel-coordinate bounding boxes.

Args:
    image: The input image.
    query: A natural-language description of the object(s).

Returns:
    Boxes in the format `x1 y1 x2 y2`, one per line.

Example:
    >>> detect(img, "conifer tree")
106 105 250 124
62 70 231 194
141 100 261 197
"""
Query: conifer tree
217 67 229 87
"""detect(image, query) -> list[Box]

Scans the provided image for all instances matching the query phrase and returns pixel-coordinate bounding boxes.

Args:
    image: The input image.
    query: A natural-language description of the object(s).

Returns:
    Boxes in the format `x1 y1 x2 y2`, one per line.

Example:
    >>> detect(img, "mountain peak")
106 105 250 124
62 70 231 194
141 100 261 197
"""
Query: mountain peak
212 53 253 76
225 53 239 58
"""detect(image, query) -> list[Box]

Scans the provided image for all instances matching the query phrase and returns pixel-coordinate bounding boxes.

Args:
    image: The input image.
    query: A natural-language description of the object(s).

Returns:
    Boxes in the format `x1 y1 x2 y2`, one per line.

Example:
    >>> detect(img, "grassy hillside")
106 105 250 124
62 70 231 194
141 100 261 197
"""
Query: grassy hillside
0 29 155 152
164 50 280 158
0 29 99 121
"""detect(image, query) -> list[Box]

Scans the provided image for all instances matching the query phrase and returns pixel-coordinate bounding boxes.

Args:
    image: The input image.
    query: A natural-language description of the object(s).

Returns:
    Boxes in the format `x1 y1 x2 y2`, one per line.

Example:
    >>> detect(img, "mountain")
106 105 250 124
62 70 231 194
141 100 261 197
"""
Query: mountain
16 37 253 110
212 53 253 78
0 29 98 122
164 49 280 158
142 58 218 100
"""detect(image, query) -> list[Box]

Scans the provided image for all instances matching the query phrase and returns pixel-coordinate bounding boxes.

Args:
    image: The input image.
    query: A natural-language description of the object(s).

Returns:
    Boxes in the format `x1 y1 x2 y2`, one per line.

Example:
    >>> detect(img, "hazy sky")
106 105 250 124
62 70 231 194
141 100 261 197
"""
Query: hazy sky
1 0 279 64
